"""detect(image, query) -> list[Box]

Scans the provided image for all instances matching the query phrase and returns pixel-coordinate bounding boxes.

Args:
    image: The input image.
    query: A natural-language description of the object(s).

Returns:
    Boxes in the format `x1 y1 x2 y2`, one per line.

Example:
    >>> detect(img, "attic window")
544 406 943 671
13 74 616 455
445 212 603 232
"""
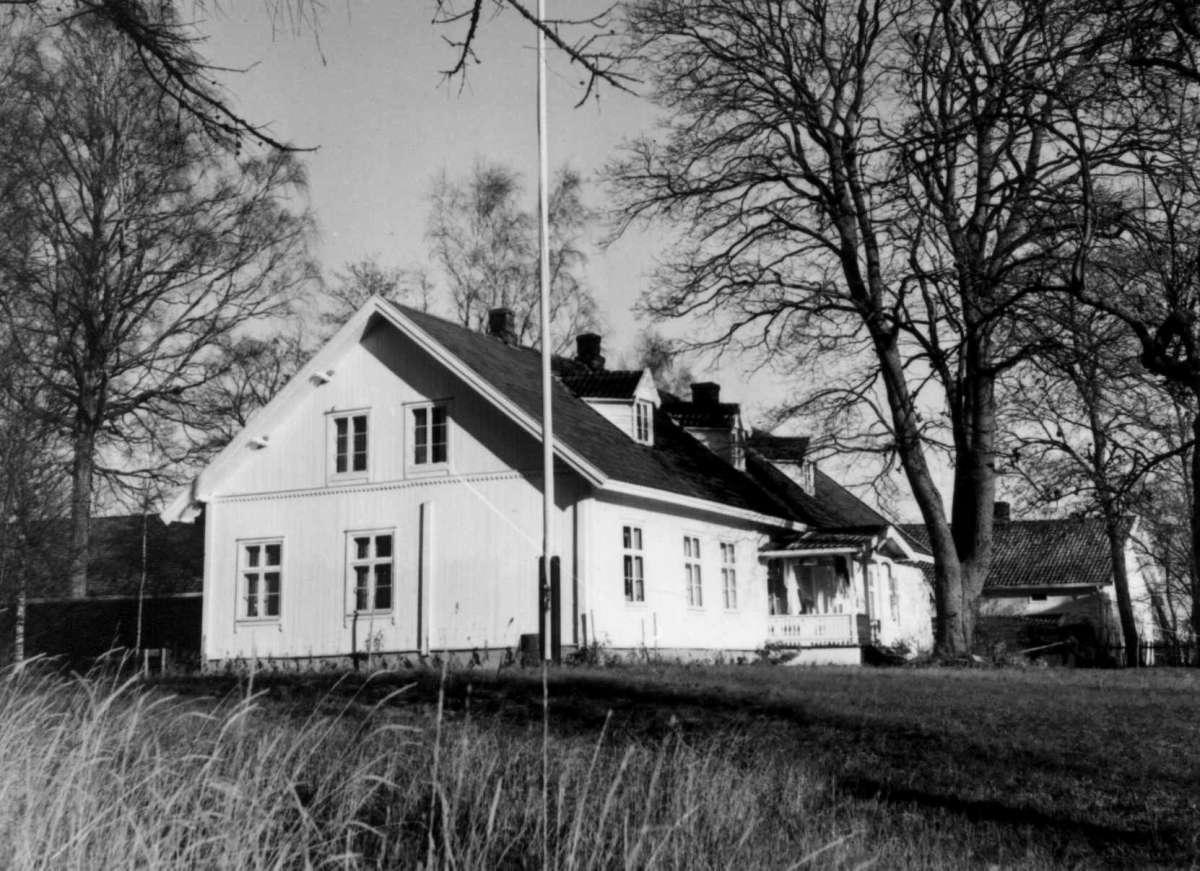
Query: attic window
410 402 450 470
330 412 369 478
634 400 653 445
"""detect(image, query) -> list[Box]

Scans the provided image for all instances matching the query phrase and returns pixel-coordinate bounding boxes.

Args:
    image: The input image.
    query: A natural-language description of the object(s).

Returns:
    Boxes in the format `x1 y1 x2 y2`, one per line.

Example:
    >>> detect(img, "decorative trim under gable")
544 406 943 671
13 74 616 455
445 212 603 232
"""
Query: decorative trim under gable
214 470 528 505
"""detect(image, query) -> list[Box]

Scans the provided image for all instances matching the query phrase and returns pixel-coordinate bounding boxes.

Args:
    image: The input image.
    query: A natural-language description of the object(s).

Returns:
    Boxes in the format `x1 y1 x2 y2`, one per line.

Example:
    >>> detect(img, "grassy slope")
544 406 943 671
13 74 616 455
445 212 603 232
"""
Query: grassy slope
3 664 1197 869
194 664 1200 868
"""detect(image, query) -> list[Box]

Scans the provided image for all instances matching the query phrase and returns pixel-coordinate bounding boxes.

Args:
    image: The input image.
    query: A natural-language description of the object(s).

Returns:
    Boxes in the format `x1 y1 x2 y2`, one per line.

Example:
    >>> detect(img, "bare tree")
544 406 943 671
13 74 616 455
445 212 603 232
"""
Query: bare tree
2 1 635 151
0 14 311 597
608 0 1154 655
1002 298 1188 662
427 161 599 352
628 329 694 395
316 258 435 337
1064 138 1200 642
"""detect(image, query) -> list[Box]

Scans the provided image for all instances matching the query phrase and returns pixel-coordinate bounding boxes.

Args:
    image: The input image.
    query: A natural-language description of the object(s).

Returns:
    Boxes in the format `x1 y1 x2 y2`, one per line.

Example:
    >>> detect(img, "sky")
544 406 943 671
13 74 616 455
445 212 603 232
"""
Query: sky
196 3 771 388
192 0 917 516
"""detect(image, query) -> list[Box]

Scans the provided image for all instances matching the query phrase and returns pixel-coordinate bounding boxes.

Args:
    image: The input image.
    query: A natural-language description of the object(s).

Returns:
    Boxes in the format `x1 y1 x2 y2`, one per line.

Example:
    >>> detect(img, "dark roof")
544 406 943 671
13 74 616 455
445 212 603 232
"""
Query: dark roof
767 530 880 552
392 305 788 518
559 370 643 400
744 448 893 529
12 514 204 600
897 518 1125 589
746 432 811 462
661 397 741 429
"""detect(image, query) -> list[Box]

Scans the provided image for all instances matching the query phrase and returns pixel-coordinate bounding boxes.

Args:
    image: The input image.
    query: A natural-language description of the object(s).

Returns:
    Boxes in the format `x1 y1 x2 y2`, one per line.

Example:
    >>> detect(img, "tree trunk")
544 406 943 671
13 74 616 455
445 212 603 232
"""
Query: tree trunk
69 421 97 600
1190 410 1200 660
872 331 984 657
1104 513 1140 666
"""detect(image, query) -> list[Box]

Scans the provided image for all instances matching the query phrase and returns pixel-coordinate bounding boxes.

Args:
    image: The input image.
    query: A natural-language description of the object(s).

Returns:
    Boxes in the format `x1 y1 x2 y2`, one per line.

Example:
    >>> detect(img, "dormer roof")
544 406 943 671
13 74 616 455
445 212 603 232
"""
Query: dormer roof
559 370 645 400
746 432 811 463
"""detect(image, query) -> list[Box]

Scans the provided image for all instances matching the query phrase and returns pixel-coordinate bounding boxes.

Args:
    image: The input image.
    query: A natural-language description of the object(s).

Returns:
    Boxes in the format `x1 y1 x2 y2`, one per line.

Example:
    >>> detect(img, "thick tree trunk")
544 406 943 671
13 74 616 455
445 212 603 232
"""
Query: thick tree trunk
1105 513 1140 666
69 422 97 600
871 330 988 658
1190 411 1200 660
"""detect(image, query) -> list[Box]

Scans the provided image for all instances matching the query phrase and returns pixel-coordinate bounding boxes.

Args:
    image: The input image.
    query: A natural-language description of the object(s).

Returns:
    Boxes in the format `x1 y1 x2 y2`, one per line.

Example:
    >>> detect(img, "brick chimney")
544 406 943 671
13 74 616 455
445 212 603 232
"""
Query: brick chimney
691 382 720 406
488 307 516 344
575 333 605 371
994 501 1011 523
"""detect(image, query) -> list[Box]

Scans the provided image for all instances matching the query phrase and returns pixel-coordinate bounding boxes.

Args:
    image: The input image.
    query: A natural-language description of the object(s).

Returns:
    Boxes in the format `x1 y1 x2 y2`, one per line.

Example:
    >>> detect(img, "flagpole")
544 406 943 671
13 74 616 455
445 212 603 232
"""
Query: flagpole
537 0 555 663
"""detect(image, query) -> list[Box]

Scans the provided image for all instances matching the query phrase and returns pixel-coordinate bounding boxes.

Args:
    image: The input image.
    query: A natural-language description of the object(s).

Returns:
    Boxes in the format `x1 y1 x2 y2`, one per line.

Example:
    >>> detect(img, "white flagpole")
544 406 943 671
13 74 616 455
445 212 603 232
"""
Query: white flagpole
537 0 555 663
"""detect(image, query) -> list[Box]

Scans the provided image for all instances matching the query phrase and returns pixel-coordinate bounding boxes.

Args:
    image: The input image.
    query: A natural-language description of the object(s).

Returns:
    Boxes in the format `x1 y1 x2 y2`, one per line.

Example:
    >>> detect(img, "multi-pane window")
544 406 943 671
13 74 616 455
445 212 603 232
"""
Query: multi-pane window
350 532 393 613
634 401 652 444
887 564 900 622
720 542 737 610
622 525 644 602
412 404 449 466
241 540 282 619
684 535 703 607
333 413 368 475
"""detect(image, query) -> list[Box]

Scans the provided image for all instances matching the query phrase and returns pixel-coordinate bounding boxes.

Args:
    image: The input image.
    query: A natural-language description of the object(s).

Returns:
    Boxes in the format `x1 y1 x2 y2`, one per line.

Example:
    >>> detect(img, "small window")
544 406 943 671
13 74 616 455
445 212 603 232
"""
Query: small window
720 541 737 610
887 564 899 622
411 403 449 467
1030 593 1048 602
684 535 703 607
622 525 644 603
331 412 368 477
240 539 282 620
349 531 394 613
634 401 653 444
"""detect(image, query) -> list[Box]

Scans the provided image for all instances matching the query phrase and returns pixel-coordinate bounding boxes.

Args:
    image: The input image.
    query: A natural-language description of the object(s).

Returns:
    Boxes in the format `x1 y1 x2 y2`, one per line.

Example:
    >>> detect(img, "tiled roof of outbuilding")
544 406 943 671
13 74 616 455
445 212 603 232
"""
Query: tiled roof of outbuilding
393 305 789 518
897 517 1126 589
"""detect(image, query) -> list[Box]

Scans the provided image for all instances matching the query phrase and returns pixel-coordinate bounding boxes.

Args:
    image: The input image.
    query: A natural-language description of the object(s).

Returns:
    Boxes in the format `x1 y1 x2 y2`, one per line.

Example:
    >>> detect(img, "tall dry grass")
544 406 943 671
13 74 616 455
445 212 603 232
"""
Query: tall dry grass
0 663 876 870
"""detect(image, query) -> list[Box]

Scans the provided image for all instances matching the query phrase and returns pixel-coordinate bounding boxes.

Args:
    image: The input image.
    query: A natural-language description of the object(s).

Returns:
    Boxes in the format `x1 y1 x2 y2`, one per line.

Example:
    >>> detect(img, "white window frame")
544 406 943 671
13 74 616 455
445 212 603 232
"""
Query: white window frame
634 400 653 445
328 409 370 481
622 525 645 603
684 534 704 608
720 541 738 610
886 562 900 622
237 537 283 622
346 528 395 615
407 400 451 474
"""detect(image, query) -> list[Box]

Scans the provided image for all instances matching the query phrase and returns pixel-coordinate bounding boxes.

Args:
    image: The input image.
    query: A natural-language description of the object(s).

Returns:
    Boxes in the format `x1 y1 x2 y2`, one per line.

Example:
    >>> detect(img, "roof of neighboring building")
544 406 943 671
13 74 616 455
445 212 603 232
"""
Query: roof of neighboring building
393 305 789 518
16 514 204 600
897 517 1127 590
558 370 644 400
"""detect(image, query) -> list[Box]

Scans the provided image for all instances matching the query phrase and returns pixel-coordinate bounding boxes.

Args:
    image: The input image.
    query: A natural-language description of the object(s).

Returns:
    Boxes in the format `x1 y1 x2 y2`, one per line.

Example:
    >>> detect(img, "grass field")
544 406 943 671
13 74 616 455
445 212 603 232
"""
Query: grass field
1 662 1198 869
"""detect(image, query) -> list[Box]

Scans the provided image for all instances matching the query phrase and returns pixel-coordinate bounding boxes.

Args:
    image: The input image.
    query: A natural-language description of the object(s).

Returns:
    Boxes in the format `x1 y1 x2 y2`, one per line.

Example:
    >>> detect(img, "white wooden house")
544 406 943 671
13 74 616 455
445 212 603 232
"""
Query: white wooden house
164 298 933 667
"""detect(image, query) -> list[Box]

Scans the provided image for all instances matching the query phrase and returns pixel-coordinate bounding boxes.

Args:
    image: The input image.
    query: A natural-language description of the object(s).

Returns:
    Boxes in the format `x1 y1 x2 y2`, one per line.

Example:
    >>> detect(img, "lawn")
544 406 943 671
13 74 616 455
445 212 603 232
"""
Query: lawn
2 662 1198 869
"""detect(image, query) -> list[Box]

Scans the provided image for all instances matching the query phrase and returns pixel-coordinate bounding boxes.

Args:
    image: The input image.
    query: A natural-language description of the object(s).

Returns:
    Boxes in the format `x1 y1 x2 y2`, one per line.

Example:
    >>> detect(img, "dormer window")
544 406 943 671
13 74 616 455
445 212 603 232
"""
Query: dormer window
634 400 653 445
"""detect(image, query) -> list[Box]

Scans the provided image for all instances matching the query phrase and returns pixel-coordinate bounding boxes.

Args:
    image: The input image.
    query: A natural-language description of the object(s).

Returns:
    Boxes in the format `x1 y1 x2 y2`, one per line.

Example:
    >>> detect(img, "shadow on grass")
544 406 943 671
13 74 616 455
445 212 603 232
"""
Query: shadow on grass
156 667 1196 867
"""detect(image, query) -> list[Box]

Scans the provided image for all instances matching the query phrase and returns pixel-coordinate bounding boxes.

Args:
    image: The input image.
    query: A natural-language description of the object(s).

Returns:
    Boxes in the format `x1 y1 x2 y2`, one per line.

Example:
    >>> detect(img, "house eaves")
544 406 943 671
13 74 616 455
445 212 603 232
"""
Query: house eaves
163 297 608 523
